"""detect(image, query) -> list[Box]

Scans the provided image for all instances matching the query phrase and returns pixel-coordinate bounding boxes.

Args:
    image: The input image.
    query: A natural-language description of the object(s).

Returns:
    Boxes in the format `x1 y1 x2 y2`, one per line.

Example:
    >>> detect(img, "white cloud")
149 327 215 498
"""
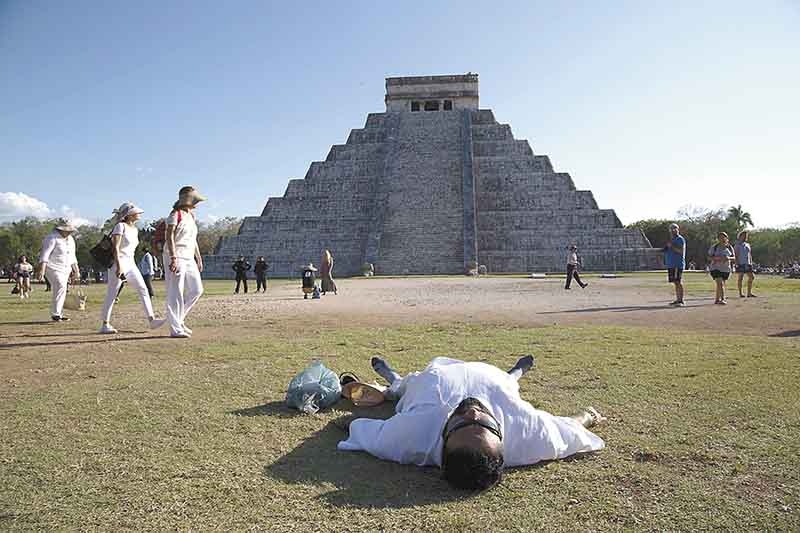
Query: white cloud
0 191 92 226
0 192 51 220
56 205 93 227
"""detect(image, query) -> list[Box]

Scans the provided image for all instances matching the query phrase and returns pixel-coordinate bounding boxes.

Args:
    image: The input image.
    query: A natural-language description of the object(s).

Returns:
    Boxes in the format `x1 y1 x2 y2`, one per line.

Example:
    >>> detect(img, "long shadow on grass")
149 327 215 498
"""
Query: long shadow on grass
769 329 800 338
0 335 167 349
264 418 464 509
538 304 671 314
230 401 298 418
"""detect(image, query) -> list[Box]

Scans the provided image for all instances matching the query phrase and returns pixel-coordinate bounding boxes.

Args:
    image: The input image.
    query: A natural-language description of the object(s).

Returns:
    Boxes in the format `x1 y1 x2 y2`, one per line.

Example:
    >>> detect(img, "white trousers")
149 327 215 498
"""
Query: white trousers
101 262 154 324
45 267 70 318
164 256 203 335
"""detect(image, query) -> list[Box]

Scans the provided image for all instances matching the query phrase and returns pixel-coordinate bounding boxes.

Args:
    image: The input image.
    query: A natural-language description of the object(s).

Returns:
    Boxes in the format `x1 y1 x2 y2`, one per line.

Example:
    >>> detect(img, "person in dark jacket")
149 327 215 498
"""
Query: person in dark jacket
232 255 251 294
254 256 268 292
565 245 588 290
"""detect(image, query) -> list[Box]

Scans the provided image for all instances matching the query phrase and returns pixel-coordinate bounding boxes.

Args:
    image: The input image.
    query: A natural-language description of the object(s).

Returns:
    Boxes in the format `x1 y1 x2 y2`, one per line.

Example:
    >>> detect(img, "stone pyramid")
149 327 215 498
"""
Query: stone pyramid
204 74 660 277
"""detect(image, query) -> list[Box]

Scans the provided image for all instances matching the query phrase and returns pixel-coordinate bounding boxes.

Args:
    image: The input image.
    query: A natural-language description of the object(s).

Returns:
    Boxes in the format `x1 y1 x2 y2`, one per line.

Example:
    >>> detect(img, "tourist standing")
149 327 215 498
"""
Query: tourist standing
14 255 34 299
708 232 735 305
138 247 156 297
301 263 317 299
254 256 268 292
734 231 756 298
232 255 251 294
564 245 588 290
99 203 164 334
663 223 686 307
320 250 338 295
163 186 205 338
38 220 80 321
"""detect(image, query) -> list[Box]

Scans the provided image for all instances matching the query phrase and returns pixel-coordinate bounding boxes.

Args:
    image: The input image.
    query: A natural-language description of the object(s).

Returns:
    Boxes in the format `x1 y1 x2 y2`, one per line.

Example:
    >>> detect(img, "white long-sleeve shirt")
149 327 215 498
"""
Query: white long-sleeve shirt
39 231 78 273
338 357 604 467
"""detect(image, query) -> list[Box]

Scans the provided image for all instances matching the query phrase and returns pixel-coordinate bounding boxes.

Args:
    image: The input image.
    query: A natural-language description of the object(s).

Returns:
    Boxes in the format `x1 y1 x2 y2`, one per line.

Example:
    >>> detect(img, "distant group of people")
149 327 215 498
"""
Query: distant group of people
231 249 338 299
299 250 338 299
231 255 268 294
663 223 756 307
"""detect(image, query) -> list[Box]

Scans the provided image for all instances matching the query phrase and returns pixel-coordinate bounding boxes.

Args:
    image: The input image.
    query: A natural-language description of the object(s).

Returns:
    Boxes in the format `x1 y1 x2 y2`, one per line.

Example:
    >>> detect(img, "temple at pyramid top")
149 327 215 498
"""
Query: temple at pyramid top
203 73 660 278
385 74 479 112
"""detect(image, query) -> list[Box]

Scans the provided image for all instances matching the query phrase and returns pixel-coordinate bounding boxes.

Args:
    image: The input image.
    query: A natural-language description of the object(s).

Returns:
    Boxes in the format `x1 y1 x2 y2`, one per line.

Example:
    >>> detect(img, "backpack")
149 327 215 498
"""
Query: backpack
152 210 182 253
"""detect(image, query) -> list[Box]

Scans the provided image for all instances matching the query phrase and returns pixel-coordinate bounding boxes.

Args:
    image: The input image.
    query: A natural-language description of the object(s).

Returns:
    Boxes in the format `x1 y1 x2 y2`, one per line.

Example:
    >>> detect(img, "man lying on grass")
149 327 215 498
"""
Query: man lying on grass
337 356 606 491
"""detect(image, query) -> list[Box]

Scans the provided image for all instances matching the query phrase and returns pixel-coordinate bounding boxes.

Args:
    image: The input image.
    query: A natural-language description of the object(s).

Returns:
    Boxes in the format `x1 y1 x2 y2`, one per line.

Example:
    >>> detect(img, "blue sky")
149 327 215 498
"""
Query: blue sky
1 1 798 228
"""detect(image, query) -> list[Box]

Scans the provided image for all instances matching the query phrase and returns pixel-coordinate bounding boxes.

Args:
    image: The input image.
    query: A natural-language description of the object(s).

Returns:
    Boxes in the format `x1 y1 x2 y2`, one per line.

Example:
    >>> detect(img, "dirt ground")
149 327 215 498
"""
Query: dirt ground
186 274 798 334
2 274 797 384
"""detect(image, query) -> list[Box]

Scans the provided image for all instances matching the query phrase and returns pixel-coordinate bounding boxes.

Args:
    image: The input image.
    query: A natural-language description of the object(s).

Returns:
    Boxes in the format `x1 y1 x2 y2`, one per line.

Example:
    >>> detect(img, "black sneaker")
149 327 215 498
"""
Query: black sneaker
51 315 61 321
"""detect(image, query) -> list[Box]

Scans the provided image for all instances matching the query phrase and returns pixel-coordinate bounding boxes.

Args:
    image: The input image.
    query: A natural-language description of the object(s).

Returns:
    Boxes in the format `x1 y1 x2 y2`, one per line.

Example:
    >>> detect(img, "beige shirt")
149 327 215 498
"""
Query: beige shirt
40 231 78 273
166 209 198 260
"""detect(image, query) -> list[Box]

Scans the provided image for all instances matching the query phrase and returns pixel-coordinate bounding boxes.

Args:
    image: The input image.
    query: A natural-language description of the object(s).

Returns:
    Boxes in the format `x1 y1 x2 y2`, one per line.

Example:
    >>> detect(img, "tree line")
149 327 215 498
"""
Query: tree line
628 205 800 268
0 216 242 270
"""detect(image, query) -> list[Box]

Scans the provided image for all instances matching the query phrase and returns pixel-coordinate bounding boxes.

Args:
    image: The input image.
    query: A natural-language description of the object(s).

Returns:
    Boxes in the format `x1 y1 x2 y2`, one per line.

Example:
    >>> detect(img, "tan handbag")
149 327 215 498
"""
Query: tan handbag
64 286 87 311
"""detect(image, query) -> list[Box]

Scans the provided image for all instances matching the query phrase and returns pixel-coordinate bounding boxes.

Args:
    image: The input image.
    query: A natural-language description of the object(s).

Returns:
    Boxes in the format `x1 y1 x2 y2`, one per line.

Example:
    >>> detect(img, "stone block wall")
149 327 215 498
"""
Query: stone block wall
203 97 660 278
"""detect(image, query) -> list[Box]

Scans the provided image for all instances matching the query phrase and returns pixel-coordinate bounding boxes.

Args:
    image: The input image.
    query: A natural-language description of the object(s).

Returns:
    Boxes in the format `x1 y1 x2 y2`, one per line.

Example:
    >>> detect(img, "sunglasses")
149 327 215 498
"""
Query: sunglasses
442 411 503 446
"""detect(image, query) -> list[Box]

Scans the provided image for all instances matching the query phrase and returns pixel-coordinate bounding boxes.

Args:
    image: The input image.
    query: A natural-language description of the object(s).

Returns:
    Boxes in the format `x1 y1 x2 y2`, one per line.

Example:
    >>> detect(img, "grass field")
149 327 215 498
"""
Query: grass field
1 276 799 531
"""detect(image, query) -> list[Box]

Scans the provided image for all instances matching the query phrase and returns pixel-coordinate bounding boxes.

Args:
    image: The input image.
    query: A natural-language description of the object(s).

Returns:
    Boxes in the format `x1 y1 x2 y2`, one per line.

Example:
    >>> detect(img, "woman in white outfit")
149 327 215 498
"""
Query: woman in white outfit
38 220 80 321
100 203 164 334
164 186 205 338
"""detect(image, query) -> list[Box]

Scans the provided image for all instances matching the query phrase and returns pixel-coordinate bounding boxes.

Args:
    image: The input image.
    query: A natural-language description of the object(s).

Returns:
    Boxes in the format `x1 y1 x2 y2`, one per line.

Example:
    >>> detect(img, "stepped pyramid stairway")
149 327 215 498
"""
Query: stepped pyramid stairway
204 75 660 278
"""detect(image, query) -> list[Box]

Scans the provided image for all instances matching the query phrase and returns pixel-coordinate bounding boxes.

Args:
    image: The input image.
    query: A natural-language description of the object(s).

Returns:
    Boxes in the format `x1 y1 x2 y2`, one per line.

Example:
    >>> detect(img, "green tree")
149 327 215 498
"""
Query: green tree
727 205 754 231
197 217 242 256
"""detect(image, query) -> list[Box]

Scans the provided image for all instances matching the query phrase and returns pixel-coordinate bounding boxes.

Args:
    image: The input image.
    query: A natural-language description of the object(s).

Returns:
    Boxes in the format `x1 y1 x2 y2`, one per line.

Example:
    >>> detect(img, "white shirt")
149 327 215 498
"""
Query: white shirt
708 243 734 273
567 251 579 265
166 209 198 260
337 357 605 467
39 231 78 273
111 222 139 268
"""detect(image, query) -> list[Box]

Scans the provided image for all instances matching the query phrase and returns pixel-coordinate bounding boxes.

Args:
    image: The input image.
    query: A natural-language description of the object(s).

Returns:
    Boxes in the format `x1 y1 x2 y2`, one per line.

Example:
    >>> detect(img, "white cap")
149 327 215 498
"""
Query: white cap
113 202 144 221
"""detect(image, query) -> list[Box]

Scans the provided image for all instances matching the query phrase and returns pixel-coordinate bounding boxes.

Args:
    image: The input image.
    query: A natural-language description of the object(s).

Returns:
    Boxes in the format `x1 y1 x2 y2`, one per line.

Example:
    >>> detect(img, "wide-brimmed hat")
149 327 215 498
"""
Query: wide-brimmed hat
304 263 318 271
113 202 144 221
175 186 207 207
54 219 76 232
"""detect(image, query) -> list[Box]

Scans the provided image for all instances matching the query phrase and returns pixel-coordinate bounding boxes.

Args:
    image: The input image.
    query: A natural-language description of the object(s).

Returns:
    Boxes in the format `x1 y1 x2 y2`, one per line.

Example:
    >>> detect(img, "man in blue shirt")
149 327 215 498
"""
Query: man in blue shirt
663 223 686 306
138 247 156 297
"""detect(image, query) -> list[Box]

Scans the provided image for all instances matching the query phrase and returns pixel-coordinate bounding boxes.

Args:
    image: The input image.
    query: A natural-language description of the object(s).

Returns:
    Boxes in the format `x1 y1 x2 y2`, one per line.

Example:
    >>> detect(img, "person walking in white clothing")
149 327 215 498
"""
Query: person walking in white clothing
163 186 205 338
37 220 80 321
99 203 164 334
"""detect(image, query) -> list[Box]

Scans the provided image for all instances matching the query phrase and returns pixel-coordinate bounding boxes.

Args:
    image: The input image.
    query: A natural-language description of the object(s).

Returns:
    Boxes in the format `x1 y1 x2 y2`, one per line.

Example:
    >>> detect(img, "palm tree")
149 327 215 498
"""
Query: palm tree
728 205 753 230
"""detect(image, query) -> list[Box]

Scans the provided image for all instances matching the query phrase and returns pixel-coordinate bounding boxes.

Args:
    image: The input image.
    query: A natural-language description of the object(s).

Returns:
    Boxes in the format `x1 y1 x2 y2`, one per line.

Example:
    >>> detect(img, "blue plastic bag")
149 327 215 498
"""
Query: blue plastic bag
286 361 342 414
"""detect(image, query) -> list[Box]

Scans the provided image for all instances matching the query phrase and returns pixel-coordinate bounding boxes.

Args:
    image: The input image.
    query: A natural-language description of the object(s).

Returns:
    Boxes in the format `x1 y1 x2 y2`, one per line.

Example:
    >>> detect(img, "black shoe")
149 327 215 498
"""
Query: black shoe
581 283 589 289
59 316 70 321
51 315 61 321
565 286 571 290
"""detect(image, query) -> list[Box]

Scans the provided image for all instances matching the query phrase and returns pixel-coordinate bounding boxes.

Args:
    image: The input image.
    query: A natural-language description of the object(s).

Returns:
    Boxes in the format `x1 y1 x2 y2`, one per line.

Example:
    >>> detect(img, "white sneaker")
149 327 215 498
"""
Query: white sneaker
149 318 166 330
182 325 193 335
170 331 190 339
99 323 118 334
